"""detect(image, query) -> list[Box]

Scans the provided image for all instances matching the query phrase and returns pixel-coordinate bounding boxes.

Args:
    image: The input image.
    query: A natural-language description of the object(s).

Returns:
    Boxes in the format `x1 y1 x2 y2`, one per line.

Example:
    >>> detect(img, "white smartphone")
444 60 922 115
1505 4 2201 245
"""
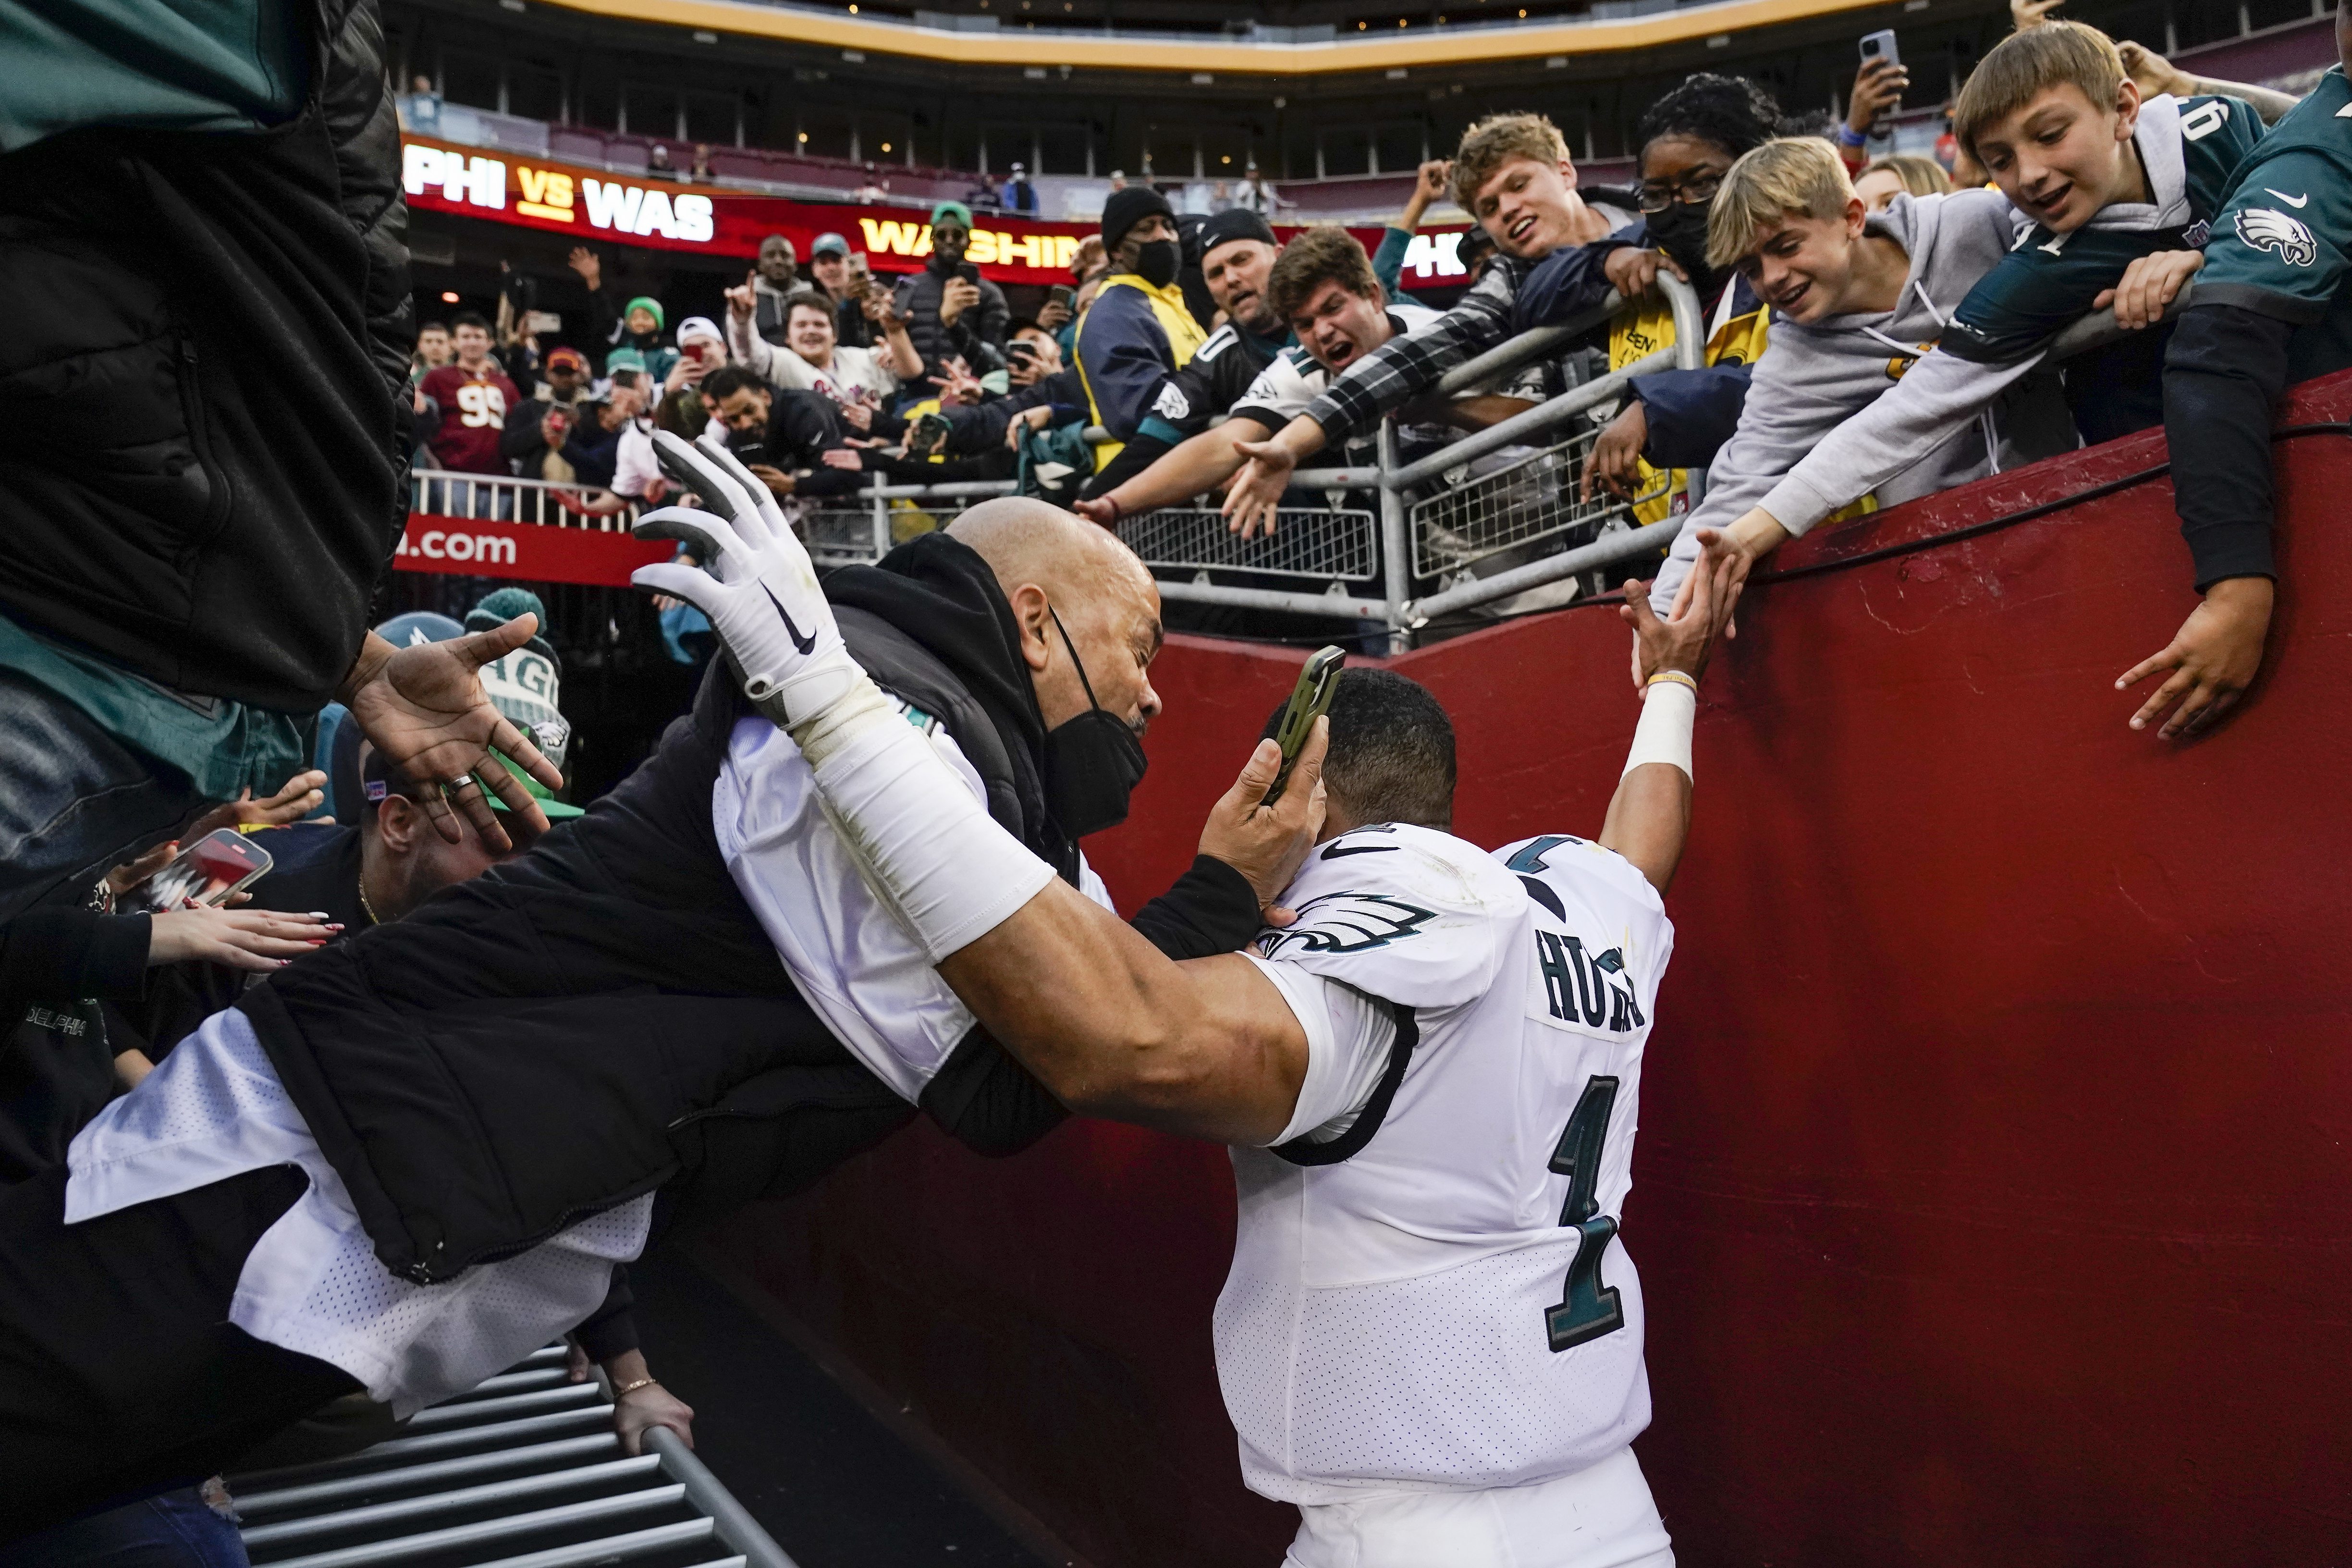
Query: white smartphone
1859 31 1902 135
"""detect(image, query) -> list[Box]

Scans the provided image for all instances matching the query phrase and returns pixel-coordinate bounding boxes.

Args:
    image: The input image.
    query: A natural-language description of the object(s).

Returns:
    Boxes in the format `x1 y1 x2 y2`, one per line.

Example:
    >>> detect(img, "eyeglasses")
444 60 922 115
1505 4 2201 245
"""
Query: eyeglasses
1635 172 1724 214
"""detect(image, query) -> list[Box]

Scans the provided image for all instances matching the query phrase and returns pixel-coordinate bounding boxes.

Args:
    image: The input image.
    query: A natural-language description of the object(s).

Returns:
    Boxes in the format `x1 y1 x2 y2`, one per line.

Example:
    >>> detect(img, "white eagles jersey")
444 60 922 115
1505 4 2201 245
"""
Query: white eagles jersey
713 711 1114 1104
1215 822 1673 1506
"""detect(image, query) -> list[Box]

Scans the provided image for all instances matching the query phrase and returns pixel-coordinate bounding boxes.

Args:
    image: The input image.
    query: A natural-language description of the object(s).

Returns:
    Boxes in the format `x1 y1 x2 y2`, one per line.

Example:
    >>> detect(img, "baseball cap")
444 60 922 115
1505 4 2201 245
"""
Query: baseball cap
374 610 465 649
810 232 850 258
1198 208 1276 260
361 745 585 821
604 347 648 374
466 588 570 774
676 315 725 347
930 200 973 231
546 346 588 372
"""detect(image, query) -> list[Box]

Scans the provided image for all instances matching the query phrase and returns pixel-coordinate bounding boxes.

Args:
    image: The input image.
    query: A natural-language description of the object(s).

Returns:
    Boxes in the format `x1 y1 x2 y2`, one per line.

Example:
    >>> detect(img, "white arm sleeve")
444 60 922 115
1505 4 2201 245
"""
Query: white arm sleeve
1247 956 1400 1147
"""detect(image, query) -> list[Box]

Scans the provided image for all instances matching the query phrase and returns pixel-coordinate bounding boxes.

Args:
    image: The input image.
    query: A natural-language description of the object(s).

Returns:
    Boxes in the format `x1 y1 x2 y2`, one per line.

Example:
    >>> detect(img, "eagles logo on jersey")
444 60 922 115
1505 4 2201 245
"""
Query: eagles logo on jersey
2236 207 2319 267
1258 891 1441 957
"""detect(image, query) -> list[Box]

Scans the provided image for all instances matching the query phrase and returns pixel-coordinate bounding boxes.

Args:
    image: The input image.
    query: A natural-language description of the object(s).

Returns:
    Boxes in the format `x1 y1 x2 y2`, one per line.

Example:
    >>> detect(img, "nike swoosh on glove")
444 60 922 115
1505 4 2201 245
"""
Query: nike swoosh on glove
631 429 865 735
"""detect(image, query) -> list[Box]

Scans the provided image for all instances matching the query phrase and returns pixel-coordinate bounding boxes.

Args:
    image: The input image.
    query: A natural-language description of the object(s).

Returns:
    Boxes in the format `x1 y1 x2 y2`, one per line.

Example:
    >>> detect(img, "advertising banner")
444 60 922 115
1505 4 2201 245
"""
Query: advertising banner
393 513 674 587
400 134 1479 291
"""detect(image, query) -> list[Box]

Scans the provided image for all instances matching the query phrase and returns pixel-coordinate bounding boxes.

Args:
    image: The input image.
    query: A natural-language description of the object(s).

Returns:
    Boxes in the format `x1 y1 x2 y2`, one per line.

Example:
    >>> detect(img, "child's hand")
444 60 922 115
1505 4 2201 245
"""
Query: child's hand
2095 249 2203 331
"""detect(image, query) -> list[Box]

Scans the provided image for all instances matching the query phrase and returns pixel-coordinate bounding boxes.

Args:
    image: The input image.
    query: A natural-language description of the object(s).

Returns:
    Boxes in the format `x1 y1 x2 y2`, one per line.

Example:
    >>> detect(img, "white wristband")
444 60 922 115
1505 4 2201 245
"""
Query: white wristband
1622 679 1695 781
806 706 1057 963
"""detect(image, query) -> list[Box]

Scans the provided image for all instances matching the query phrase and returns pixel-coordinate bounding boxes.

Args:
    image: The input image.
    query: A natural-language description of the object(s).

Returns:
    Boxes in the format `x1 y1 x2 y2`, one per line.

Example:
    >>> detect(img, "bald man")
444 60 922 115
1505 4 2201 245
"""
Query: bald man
0 435 1312 1535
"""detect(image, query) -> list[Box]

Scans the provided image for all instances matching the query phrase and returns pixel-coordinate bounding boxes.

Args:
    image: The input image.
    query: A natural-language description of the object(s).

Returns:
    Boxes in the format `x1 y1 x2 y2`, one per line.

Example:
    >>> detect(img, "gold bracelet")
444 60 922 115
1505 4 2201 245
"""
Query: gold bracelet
1645 669 1698 694
612 1376 661 1397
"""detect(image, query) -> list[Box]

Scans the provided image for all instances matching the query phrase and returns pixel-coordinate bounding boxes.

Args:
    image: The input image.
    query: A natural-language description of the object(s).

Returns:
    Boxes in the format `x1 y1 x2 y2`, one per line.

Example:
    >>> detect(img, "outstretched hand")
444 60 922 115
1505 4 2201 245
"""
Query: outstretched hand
341 625 564 854
185 769 331 842
2115 576 2272 739
1197 719 1328 925
1624 528 1743 687
1223 440 1295 539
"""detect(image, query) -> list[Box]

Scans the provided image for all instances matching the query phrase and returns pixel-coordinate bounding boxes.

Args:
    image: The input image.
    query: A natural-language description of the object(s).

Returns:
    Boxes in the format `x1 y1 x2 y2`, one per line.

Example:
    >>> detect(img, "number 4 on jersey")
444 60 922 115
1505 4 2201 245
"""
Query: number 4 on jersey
1544 1075 1626 1353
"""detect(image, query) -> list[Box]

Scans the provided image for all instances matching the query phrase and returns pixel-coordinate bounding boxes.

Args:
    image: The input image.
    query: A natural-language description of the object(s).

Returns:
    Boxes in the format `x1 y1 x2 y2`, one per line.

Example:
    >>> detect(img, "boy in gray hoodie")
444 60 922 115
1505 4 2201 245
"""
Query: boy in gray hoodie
1676 24 2263 616
1649 137 2056 611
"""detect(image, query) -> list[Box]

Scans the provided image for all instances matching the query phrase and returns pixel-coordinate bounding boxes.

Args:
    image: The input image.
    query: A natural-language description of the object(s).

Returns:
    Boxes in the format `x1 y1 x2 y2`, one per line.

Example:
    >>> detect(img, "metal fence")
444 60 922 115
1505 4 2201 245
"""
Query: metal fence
229 1345 796 1568
412 271 2180 652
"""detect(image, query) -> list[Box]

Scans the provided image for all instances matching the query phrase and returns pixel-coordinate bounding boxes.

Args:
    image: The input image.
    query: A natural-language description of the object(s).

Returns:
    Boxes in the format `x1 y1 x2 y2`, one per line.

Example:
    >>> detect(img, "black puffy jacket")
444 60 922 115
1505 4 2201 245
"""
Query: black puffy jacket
0 0 412 715
241 537 1260 1282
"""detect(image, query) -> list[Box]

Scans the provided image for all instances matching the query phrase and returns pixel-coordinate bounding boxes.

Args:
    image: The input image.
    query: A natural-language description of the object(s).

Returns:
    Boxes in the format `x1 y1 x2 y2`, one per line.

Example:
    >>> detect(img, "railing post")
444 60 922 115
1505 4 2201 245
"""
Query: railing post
1378 418 1411 655
869 473 890 561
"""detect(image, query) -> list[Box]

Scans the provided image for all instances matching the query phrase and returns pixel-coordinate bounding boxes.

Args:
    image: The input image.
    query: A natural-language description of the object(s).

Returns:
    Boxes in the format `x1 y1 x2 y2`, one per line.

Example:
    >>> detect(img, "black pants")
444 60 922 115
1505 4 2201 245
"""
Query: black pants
0 1164 360 1541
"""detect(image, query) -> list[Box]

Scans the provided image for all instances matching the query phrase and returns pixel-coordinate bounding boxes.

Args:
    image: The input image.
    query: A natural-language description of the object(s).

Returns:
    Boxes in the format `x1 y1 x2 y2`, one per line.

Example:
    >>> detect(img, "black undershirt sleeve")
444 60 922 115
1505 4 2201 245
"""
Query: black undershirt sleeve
2163 302 2299 589
570 1266 640 1364
1126 854 1264 959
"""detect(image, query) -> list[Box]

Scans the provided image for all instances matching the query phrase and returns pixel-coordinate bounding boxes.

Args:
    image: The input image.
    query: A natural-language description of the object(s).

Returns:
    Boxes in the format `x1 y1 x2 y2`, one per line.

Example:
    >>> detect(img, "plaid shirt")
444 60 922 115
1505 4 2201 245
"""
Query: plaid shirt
1301 256 1532 442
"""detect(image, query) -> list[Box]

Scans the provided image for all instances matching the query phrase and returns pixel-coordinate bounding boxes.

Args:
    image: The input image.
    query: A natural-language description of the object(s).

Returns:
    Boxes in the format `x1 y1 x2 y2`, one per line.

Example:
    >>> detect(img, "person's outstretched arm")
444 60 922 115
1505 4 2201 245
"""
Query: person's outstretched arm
1601 533 1740 893
1077 416 1273 522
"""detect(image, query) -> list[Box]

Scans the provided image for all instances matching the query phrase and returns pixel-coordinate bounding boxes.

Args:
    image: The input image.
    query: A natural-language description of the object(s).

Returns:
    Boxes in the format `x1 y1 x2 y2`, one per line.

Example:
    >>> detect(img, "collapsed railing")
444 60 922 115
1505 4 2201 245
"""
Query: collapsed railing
411 275 2191 650
228 1345 797 1568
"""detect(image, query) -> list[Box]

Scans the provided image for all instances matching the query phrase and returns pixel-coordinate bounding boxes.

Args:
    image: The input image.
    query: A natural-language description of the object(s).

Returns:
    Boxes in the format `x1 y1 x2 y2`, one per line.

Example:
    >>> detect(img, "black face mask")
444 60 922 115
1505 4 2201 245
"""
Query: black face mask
1132 238 1182 290
1040 606 1148 839
1644 201 1722 294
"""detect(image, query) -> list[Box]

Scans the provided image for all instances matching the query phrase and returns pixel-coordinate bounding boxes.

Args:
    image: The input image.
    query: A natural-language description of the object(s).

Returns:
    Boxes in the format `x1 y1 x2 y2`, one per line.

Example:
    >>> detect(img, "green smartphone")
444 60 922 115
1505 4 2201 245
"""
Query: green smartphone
1263 646 1346 805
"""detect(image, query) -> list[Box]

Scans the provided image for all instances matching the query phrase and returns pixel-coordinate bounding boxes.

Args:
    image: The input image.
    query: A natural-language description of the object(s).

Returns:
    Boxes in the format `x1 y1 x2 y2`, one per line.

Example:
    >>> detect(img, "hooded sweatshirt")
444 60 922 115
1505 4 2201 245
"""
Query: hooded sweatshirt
1737 94 2263 560
1650 186 2033 611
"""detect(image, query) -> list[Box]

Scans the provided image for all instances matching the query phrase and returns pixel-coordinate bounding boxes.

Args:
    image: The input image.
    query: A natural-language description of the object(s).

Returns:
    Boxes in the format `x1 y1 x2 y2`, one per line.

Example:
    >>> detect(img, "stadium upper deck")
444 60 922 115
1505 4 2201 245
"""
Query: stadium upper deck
388 0 2328 186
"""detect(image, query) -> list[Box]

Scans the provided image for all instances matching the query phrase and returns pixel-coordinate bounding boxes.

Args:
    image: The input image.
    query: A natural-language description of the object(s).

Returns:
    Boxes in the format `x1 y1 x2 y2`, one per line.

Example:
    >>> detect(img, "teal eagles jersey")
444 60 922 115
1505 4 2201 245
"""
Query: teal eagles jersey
1943 95 2266 364
2195 66 2352 384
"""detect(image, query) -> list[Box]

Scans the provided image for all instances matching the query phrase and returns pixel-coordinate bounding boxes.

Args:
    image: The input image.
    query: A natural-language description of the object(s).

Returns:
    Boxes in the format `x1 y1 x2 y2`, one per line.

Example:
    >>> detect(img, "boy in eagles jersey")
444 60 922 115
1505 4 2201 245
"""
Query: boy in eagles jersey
1655 23 2263 616
2119 0 2352 741
646 454 1749 1566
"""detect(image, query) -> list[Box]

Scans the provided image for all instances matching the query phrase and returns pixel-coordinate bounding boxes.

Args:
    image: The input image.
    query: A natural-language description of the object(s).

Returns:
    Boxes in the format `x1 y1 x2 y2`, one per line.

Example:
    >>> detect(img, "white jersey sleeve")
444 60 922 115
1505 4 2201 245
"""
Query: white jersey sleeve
1253 823 1526 1010
1245 957 1396 1147
713 710 1111 1104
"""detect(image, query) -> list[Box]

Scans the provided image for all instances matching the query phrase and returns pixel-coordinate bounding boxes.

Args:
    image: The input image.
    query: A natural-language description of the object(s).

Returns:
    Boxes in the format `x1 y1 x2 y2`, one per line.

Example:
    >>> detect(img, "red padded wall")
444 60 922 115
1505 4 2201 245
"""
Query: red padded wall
702 375 2352 1567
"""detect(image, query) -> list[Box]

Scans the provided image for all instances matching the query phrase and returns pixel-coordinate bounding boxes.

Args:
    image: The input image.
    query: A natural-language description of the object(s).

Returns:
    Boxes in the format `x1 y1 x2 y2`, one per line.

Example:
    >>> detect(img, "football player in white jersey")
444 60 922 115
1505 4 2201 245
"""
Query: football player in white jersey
643 477 1740 1567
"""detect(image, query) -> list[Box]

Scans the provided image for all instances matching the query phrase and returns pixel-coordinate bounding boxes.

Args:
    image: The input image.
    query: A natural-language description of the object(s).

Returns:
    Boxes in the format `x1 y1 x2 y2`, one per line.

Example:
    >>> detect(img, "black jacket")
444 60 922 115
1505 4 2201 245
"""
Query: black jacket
240 535 1260 1282
0 906 148 1186
893 258 1010 374
0 0 412 715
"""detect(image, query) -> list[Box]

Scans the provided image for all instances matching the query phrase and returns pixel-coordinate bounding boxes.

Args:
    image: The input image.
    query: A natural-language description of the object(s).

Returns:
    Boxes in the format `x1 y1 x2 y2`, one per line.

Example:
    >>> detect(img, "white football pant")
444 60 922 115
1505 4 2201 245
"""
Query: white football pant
1281 1446 1673 1568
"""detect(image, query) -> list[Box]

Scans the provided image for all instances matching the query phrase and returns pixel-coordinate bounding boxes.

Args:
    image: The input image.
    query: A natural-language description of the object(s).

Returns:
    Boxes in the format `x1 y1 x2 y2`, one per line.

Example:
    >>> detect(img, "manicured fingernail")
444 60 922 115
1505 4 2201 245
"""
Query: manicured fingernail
309 911 332 919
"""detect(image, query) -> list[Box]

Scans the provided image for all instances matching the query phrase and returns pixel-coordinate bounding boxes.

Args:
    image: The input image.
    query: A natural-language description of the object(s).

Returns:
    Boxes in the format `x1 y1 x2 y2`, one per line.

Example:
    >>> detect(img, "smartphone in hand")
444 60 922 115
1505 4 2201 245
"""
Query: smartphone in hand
122 829 275 914
1262 647 1346 806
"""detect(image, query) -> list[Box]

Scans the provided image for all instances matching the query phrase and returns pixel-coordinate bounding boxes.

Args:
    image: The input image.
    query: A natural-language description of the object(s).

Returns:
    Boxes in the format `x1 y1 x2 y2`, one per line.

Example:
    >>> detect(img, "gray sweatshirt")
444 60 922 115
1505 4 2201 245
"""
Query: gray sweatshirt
1743 95 2221 559
1650 186 2026 611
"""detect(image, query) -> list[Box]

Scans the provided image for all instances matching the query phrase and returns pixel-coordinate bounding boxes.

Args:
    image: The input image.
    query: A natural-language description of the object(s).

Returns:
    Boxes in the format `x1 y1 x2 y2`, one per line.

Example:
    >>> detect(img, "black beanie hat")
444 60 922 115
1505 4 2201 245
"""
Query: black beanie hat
1102 185 1177 252
1198 208 1278 258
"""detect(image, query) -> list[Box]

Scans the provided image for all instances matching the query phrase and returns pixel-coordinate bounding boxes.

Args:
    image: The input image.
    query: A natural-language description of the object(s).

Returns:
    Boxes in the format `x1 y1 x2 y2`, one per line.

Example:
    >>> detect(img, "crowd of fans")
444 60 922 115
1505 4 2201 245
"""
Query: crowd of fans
2 0 2345 1551
404 0 2328 665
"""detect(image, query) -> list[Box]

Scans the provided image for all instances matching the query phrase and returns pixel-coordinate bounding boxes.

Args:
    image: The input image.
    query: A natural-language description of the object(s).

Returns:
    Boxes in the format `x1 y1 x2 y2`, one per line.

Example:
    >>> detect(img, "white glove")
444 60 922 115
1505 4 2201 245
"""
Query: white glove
632 430 868 737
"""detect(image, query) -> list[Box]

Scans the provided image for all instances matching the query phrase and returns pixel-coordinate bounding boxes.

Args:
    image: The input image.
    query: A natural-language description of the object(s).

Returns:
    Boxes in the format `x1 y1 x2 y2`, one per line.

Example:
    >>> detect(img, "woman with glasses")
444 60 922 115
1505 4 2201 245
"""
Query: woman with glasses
1513 74 1828 523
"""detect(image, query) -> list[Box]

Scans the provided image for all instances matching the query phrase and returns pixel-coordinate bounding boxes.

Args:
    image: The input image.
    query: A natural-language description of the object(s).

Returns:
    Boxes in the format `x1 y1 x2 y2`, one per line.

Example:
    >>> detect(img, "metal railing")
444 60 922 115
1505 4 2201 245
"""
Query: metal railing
410 471 646 530
229 1345 796 1568
406 271 2172 649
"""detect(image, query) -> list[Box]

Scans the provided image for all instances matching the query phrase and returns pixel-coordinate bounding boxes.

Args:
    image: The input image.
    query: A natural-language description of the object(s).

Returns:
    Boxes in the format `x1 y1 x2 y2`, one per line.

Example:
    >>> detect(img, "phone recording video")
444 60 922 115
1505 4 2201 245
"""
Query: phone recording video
122 829 276 915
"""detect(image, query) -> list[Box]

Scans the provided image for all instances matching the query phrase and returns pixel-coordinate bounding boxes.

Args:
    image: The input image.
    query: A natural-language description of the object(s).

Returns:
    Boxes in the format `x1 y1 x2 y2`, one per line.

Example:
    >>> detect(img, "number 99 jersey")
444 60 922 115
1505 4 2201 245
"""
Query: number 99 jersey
1215 824 1674 1506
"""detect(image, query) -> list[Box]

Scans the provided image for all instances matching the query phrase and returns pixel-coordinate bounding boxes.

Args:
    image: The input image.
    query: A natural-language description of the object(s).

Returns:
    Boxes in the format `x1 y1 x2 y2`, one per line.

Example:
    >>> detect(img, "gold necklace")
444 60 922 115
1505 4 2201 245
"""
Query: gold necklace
356 869 383 926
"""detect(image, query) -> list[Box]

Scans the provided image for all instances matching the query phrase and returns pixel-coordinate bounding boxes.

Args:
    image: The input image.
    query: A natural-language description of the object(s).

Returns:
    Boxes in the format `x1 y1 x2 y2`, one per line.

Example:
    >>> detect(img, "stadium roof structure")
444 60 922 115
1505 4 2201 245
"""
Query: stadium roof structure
526 0 1910 73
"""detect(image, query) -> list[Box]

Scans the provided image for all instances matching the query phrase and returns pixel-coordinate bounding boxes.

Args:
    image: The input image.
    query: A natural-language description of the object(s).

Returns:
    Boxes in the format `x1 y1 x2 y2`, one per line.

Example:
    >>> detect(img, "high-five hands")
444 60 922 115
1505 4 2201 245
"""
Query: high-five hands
1624 528 1743 687
630 431 859 731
